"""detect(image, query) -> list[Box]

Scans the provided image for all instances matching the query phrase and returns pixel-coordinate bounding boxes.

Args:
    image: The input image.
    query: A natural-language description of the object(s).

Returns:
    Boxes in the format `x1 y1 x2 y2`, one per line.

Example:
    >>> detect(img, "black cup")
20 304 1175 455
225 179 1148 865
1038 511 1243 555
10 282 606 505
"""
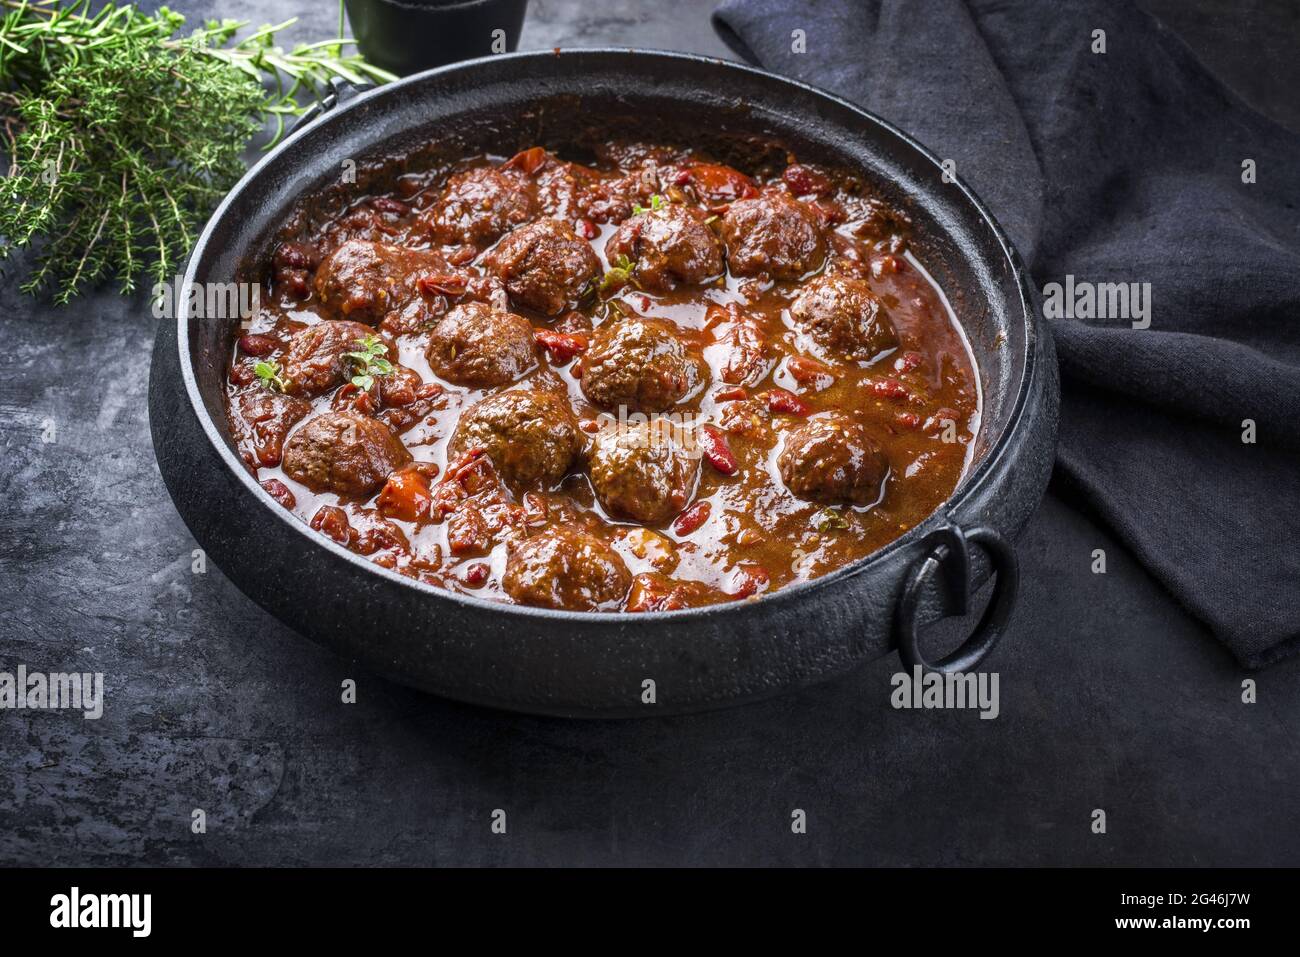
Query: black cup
344 0 530 76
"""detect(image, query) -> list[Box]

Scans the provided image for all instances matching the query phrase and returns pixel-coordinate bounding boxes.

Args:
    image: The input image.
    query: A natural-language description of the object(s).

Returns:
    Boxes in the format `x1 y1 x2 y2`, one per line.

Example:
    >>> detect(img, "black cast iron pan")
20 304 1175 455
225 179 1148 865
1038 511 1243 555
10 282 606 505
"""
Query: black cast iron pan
149 49 1059 717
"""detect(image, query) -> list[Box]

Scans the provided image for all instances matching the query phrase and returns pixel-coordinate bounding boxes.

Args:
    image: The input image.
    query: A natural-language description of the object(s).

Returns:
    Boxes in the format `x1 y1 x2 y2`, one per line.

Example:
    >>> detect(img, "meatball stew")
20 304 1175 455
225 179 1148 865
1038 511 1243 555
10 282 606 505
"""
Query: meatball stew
224 141 981 613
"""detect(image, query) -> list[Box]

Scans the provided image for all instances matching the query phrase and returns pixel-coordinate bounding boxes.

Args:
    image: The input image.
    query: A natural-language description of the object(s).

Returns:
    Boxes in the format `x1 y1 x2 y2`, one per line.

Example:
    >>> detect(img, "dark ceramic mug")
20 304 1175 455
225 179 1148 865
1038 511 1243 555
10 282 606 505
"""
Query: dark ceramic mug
344 0 529 76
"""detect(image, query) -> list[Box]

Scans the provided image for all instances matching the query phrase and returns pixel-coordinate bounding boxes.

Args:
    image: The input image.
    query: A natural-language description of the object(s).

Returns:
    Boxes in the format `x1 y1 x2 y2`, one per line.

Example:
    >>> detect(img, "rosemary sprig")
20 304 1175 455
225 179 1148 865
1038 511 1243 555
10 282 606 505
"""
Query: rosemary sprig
0 0 395 302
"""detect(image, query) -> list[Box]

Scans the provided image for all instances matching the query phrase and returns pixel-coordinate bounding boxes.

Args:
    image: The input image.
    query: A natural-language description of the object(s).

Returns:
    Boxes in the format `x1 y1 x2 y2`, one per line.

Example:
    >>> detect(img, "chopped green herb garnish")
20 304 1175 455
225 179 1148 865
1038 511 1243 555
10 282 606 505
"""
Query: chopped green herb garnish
254 360 287 393
632 193 665 215
813 507 851 532
599 254 637 296
345 335 394 392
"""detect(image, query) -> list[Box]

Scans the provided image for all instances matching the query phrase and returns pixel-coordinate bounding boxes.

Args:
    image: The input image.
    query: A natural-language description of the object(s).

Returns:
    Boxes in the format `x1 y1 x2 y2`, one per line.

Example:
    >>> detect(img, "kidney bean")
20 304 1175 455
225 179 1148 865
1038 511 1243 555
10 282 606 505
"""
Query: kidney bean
672 501 711 537
463 562 490 586
237 333 277 357
782 163 833 196
785 355 835 389
273 241 318 270
764 388 809 416
698 425 738 476
868 377 913 402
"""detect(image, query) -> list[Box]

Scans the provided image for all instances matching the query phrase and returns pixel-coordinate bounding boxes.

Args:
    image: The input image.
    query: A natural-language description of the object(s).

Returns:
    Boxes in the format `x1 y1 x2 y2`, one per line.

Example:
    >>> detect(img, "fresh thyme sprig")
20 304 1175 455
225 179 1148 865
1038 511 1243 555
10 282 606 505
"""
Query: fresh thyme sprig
254 359 287 392
345 335 392 392
0 0 395 302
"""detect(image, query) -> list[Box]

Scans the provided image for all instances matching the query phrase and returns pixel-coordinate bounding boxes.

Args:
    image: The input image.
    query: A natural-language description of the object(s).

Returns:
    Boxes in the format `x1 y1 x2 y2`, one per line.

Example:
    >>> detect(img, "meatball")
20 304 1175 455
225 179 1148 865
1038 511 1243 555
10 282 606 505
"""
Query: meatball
720 192 826 279
789 273 898 361
484 218 600 315
778 414 888 505
282 411 412 497
449 390 580 488
502 526 631 611
605 203 724 292
313 240 446 325
425 302 537 387
420 165 537 246
581 318 700 412
282 320 390 397
588 421 701 524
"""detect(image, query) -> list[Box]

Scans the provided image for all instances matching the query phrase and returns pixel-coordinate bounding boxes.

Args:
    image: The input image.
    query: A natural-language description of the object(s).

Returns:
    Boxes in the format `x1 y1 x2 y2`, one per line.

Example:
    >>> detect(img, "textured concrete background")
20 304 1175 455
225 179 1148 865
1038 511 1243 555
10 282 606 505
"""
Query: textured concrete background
2 0 1298 866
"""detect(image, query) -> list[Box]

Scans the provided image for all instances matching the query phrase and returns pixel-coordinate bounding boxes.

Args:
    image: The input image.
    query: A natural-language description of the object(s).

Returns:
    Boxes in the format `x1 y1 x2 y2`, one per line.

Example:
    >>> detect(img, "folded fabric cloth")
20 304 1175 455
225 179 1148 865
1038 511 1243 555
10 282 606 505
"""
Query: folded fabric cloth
714 0 1300 667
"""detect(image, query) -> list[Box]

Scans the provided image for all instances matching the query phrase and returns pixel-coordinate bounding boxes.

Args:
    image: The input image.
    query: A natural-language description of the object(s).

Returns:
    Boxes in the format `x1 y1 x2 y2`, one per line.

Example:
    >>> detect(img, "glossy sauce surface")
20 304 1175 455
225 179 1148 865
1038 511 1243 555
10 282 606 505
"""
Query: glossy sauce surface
224 141 981 612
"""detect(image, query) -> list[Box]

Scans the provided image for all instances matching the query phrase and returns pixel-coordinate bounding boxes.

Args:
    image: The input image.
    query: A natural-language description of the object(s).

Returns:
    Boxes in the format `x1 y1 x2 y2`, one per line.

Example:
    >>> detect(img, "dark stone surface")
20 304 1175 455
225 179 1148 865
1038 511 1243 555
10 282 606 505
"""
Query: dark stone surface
2 0 1298 866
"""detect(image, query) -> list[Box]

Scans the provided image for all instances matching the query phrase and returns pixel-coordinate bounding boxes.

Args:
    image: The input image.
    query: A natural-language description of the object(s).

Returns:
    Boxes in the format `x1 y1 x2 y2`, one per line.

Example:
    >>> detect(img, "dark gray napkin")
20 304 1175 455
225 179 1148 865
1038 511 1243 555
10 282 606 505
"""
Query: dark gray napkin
714 0 1300 667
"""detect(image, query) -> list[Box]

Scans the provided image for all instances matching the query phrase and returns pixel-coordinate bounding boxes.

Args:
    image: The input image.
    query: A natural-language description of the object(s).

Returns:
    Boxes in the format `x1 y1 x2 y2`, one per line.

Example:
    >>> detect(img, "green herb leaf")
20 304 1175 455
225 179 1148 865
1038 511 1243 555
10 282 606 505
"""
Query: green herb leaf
632 193 665 216
599 254 637 296
254 359 286 392
812 507 851 532
345 335 392 391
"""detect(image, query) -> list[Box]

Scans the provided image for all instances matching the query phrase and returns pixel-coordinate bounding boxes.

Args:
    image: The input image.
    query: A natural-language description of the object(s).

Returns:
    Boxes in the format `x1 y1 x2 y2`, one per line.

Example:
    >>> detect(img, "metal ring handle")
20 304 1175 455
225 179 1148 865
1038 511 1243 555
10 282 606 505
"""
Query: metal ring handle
287 78 375 138
896 524 1019 673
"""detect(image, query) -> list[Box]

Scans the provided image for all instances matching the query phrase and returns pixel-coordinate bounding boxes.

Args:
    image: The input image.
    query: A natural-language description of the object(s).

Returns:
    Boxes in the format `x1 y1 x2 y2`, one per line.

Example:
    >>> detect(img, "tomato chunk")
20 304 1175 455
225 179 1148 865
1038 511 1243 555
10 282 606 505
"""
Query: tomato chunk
377 466 433 523
683 163 758 203
503 146 549 175
418 274 469 297
534 329 588 364
260 478 296 510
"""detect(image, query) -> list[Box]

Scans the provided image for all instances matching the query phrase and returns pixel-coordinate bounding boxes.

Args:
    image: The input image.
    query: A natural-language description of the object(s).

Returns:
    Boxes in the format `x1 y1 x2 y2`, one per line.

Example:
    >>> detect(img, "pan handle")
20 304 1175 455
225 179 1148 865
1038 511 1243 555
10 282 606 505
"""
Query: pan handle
894 521 1019 673
287 78 374 137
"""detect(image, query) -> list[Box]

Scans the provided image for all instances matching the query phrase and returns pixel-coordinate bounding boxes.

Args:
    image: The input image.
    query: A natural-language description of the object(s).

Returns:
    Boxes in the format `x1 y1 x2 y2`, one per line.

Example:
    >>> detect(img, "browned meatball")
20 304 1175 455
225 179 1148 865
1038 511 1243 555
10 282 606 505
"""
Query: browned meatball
778 414 888 505
421 165 537 246
720 192 826 279
484 218 600 315
282 320 391 397
425 303 537 387
789 274 898 361
605 203 724 292
502 526 631 611
313 240 445 325
450 390 580 488
283 411 412 497
588 421 701 524
581 318 700 412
